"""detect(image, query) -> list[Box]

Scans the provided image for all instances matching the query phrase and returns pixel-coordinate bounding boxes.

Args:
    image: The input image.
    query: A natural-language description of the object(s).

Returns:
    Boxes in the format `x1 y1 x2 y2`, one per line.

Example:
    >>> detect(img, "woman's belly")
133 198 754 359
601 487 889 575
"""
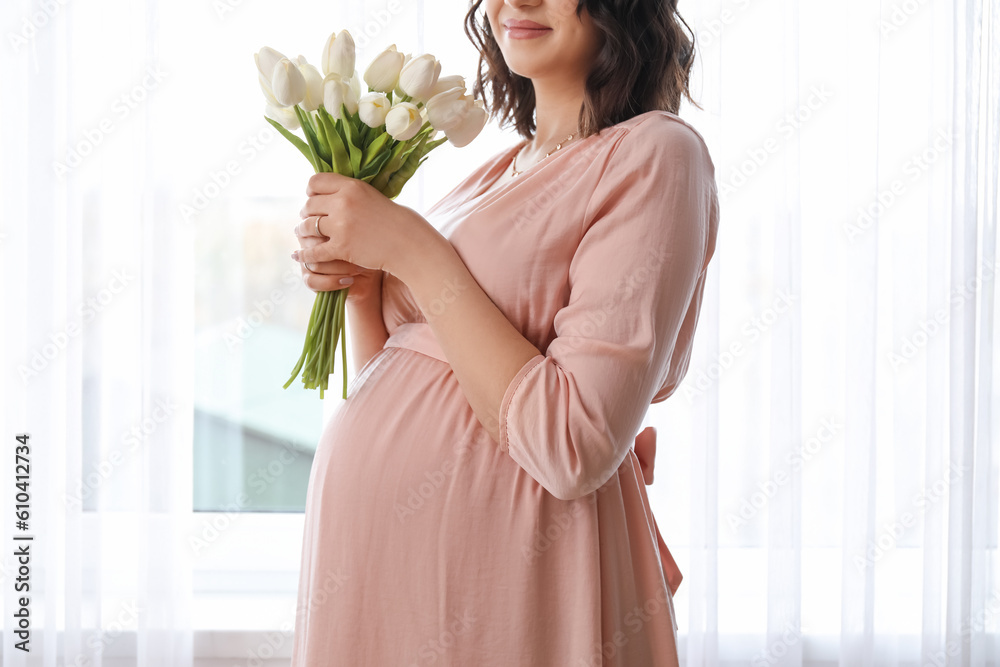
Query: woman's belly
298 344 612 665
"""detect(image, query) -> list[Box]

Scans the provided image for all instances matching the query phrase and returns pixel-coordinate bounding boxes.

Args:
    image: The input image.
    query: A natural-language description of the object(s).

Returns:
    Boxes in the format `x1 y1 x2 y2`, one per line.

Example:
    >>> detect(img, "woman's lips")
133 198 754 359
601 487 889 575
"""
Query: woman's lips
505 25 552 39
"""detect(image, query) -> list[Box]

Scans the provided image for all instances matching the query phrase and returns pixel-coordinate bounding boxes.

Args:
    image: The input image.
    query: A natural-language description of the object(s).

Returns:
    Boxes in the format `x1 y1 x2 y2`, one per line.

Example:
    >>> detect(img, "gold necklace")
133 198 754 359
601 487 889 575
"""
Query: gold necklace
511 131 578 177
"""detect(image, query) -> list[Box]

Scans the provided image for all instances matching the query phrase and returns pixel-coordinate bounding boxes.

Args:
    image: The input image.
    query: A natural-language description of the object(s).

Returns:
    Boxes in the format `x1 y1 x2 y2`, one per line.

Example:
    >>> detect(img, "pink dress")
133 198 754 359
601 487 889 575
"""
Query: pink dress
290 109 720 666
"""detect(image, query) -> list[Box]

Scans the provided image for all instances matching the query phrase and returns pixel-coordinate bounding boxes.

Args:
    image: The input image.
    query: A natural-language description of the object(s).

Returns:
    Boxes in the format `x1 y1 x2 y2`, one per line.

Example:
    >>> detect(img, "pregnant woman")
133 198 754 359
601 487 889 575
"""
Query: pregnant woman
288 0 718 664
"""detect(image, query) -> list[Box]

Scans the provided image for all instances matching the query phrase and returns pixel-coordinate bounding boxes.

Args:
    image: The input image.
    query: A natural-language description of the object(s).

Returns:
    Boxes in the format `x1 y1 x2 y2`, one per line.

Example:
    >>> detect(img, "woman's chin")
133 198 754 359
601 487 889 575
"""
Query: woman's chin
502 59 548 81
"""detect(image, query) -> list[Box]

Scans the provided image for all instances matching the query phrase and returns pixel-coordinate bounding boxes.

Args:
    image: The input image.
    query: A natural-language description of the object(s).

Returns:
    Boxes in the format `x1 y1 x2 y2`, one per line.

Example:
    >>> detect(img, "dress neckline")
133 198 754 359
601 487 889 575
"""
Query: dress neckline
465 131 600 206
457 110 673 212
469 139 527 201
465 140 527 203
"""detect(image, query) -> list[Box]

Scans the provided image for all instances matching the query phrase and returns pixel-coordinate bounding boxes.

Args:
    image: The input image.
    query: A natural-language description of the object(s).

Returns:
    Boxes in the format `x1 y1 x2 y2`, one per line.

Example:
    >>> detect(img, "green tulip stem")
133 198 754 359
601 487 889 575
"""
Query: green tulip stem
282 285 324 389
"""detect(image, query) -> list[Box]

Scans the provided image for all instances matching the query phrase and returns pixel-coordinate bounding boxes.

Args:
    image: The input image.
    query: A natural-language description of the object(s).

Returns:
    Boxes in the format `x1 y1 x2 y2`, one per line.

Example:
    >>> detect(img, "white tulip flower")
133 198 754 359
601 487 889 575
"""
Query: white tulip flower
255 46 287 81
424 87 468 131
429 74 466 99
363 44 406 93
321 30 356 79
255 46 288 106
271 58 307 107
264 102 300 131
323 73 359 119
419 106 439 139
294 56 325 112
384 102 423 141
442 100 487 148
358 91 391 127
349 70 362 102
397 54 441 103
259 71 280 107
393 53 412 98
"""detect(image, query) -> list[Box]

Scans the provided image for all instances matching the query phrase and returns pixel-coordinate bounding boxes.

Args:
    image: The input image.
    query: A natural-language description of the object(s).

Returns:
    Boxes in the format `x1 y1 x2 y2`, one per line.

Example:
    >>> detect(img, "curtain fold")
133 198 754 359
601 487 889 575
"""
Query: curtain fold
769 0 804 663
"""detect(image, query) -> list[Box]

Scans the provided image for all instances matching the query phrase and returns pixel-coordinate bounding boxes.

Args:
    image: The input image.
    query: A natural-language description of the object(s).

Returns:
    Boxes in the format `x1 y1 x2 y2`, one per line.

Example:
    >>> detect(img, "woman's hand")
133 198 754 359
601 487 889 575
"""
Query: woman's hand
294 227 384 303
293 172 444 287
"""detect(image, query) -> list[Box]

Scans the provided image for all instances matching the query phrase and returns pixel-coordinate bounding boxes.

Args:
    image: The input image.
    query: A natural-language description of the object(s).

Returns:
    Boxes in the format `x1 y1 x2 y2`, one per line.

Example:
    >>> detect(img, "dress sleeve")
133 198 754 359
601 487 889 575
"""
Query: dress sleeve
496 115 718 501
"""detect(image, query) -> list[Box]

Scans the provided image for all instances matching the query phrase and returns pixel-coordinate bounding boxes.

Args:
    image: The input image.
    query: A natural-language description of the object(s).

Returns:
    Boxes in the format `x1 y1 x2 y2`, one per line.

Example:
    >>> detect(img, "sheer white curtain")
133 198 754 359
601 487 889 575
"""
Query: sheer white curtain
1 0 997 666
663 0 998 664
1 0 195 663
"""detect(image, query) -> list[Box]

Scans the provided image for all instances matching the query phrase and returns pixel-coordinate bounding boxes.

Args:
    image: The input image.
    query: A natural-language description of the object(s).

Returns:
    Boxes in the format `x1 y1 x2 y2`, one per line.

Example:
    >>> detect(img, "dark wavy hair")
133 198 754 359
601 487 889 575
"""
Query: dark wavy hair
462 0 701 141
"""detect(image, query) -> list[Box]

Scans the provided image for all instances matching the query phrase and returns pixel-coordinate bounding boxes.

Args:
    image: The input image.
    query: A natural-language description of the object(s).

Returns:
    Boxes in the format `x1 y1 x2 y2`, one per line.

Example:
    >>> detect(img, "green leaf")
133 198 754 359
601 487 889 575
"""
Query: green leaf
404 123 434 149
381 138 428 199
368 138 410 193
358 150 392 181
362 130 392 168
294 106 330 172
316 106 352 174
333 116 349 150
311 114 336 168
293 106 319 149
340 103 363 175
264 116 318 170
425 135 449 152
397 130 432 165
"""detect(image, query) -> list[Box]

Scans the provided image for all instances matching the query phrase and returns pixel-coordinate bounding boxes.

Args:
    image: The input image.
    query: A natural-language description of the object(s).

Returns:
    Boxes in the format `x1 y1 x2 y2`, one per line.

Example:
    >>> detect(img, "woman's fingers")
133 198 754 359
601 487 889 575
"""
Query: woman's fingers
297 240 368 275
298 257 355 290
302 271 350 293
293 236 359 293
295 236 354 275
304 259 358 275
300 256 360 276
297 234 326 250
294 214 327 238
292 224 368 293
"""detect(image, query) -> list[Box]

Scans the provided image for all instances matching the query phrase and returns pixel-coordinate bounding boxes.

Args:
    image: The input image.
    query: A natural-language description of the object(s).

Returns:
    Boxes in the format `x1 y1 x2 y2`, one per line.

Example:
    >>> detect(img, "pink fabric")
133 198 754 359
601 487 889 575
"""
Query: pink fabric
291 109 719 666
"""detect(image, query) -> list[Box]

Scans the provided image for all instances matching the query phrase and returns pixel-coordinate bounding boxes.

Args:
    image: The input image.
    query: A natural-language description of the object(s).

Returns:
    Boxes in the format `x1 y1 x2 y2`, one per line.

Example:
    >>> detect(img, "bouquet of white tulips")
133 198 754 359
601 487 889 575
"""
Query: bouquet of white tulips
255 30 487 399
